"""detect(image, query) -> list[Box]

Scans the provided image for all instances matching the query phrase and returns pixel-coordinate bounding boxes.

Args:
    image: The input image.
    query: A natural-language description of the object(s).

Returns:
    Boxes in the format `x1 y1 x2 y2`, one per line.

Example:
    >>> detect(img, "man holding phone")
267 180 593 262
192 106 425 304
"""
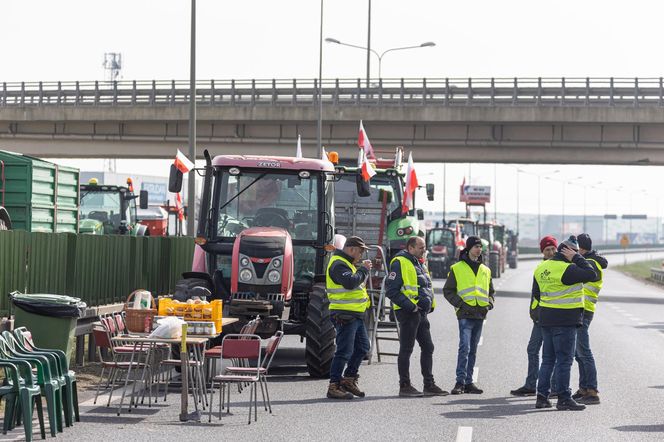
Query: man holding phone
325 236 372 400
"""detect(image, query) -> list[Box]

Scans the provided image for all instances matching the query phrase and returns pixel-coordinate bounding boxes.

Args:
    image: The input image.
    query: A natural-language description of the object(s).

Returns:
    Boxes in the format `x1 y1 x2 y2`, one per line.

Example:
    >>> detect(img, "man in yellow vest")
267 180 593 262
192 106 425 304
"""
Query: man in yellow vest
533 236 596 411
511 235 559 397
444 236 495 395
573 233 607 405
325 236 372 400
386 236 448 397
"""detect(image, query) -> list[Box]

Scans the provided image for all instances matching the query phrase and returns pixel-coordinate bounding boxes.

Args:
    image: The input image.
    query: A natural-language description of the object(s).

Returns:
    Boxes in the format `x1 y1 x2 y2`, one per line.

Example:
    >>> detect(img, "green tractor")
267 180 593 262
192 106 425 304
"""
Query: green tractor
79 178 149 235
334 147 434 263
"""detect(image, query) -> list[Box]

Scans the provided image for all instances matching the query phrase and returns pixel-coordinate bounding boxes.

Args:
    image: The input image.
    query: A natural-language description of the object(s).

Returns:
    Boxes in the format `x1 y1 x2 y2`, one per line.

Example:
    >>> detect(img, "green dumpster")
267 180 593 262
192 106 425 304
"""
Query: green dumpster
10 293 86 364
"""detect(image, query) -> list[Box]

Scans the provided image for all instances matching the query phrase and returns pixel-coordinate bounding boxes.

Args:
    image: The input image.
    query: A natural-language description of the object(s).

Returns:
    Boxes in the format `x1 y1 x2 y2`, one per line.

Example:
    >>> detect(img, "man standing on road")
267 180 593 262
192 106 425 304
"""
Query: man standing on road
510 235 559 397
325 236 372 400
443 236 495 395
573 233 607 405
386 236 448 398
533 236 596 411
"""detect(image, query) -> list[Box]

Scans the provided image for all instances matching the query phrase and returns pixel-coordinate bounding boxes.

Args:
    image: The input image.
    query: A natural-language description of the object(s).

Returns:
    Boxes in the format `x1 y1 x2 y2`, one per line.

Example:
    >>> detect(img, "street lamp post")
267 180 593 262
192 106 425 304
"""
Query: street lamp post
187 0 196 238
325 38 435 80
317 0 324 157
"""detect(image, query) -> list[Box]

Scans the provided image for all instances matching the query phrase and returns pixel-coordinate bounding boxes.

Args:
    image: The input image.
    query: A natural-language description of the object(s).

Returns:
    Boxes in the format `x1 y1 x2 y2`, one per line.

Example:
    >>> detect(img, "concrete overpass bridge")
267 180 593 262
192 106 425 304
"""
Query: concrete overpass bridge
2 77 664 164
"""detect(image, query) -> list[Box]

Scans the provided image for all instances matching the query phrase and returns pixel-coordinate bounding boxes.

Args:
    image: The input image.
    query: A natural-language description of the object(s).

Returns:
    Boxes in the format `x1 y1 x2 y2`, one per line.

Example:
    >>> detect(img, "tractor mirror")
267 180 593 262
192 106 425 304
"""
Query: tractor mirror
169 164 183 193
426 183 435 201
139 190 149 209
417 209 424 221
356 174 371 197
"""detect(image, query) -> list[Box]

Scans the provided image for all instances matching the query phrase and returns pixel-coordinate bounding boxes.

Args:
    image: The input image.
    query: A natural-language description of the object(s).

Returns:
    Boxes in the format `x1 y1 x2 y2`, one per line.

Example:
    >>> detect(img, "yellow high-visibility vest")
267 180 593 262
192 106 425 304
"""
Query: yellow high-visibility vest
390 256 437 311
450 260 491 307
325 255 369 313
534 260 584 310
583 258 603 313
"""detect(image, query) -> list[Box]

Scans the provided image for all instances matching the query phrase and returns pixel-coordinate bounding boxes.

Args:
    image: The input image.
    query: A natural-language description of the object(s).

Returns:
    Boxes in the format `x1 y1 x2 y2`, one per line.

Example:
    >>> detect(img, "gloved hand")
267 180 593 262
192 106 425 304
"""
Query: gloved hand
487 302 494 311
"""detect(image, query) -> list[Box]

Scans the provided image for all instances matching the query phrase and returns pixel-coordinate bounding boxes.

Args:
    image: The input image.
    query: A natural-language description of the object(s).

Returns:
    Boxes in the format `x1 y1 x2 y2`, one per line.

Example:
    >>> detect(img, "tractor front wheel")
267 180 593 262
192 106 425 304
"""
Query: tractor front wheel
305 284 336 378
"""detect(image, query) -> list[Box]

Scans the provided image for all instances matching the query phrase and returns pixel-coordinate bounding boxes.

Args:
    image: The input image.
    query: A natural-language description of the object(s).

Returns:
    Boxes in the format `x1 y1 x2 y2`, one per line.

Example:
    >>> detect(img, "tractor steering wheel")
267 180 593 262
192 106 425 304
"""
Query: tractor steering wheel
253 211 290 229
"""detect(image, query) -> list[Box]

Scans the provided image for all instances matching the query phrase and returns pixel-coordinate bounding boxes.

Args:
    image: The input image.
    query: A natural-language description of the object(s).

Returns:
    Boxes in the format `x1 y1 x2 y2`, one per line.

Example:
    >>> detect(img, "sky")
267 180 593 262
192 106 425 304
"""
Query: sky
6 0 664 218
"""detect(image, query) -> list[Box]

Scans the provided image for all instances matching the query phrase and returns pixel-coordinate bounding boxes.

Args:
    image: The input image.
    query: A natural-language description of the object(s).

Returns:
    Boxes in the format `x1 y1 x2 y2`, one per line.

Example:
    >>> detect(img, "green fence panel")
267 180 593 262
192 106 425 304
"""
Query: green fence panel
1 231 196 311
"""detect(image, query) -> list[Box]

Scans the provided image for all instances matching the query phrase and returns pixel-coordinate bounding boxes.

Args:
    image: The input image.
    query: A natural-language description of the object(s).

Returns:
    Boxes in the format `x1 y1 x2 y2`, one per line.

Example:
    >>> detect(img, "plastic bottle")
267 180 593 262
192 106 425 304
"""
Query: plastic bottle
140 291 151 309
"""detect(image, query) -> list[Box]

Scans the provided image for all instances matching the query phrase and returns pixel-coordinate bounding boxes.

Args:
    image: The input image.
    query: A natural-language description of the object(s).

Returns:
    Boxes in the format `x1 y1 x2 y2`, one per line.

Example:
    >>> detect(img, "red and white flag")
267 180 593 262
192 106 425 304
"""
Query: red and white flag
321 146 328 161
360 156 376 181
358 120 375 159
402 152 419 214
296 135 303 159
174 149 195 174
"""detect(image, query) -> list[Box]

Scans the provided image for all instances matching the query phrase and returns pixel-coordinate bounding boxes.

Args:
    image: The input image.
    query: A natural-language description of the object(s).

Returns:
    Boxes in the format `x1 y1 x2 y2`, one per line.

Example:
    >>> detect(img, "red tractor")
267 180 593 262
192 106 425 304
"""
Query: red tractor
169 151 337 377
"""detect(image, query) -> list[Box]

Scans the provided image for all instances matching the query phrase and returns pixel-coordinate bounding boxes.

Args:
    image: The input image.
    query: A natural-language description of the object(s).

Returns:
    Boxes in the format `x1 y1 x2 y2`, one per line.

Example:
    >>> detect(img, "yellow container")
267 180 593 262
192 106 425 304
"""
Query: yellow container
158 298 223 333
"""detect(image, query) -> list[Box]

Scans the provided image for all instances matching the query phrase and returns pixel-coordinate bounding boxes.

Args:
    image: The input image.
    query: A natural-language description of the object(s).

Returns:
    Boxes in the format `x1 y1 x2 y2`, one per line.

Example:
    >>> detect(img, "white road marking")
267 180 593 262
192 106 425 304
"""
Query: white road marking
456 426 473 442
473 367 479 383
638 322 648 326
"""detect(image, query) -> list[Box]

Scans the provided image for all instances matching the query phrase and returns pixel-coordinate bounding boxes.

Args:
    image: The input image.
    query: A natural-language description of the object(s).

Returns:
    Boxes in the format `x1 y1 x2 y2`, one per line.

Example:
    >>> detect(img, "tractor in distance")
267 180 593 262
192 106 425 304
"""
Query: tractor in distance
79 178 149 235
425 223 456 278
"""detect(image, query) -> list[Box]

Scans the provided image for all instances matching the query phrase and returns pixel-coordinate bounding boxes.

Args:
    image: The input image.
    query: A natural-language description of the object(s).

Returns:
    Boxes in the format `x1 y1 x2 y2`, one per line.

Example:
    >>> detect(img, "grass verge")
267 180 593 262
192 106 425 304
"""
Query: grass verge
614 259 663 283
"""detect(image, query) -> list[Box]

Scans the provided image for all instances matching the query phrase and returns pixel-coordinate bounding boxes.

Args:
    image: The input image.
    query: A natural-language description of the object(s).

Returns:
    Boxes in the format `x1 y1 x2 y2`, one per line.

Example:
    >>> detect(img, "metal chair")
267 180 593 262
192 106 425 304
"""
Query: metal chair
208 334 263 424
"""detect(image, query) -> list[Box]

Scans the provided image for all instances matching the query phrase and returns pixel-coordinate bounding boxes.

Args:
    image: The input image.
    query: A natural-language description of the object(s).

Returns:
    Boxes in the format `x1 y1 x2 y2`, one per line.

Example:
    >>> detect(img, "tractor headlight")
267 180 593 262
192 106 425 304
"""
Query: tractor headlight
272 258 281 268
240 257 250 267
404 226 413 235
267 270 281 283
397 228 405 236
239 269 252 282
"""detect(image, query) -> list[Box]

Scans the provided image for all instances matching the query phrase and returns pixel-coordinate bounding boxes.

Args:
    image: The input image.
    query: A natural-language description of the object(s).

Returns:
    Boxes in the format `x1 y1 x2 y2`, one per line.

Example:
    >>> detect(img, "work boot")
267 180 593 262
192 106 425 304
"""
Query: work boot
535 394 552 409
464 383 484 394
423 383 449 397
451 382 465 395
399 383 424 397
556 398 586 411
327 382 353 400
340 375 365 398
577 389 600 405
510 386 537 397
572 388 587 400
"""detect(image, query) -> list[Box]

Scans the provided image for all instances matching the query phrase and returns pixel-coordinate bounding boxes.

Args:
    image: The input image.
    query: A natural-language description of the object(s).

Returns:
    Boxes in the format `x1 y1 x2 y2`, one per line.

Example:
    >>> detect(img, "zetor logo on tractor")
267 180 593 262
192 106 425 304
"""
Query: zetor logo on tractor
169 150 340 377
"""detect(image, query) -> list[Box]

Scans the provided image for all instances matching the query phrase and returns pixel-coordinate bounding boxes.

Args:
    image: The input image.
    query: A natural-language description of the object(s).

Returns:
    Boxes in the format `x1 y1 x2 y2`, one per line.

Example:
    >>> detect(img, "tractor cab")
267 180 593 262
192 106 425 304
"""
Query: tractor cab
334 147 434 261
426 225 456 278
79 178 149 235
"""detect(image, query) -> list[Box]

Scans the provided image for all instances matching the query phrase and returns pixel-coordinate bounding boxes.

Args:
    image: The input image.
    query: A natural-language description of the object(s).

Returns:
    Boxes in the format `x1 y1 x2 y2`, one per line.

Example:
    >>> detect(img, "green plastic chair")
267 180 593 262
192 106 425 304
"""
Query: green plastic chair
0 358 46 441
10 328 79 426
0 335 62 437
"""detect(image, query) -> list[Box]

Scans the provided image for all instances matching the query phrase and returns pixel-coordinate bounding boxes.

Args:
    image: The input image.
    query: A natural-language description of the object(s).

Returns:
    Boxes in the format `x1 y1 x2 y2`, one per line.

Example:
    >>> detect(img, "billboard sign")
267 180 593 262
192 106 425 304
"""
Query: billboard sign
142 181 168 204
460 185 491 204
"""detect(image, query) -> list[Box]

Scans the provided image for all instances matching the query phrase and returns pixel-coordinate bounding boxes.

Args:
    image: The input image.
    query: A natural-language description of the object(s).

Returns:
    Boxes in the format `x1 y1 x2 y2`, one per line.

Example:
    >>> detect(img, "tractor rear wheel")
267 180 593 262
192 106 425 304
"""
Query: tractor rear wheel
489 251 501 279
305 284 336 378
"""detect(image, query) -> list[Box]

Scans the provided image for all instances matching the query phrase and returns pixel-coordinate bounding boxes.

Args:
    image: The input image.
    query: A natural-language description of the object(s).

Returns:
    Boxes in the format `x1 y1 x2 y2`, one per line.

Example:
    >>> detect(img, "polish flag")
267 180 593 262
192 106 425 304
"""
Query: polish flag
296 134 303 159
460 176 466 200
175 192 184 221
402 152 419 214
360 156 376 181
174 149 195 174
455 224 464 247
358 120 375 159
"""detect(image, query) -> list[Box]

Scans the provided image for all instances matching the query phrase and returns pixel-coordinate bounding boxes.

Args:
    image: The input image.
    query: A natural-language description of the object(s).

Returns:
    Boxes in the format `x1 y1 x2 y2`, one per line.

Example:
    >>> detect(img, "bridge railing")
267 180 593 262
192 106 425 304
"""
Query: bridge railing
1 77 664 107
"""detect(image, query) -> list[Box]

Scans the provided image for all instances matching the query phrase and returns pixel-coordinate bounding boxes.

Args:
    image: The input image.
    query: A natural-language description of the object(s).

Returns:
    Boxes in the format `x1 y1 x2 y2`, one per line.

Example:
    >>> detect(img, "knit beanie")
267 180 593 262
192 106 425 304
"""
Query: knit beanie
577 233 592 251
539 236 558 252
557 235 579 252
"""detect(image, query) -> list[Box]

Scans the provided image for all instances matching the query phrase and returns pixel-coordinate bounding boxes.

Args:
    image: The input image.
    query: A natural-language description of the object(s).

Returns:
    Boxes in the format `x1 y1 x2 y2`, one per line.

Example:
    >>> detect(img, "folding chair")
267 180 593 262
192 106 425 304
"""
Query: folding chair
224 330 283 414
208 334 263 424
204 317 261 379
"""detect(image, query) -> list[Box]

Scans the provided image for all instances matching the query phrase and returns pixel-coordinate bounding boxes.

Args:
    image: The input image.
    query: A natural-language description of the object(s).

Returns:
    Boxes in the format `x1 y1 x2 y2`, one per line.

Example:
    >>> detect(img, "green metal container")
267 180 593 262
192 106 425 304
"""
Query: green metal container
0 150 79 233
13 306 77 363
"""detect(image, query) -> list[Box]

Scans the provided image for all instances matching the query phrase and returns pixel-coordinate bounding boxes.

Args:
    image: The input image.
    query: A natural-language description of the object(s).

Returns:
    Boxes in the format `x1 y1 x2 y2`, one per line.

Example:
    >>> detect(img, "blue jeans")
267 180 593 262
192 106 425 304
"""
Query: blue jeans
525 323 557 392
456 319 483 385
329 316 370 383
537 326 577 400
575 317 597 390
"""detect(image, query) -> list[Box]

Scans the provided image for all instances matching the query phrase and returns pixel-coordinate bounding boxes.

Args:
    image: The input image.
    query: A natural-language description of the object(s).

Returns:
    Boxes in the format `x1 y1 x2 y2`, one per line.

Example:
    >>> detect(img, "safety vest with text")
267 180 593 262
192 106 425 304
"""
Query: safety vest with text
534 260 584 310
390 256 437 311
583 258 603 313
325 255 369 313
450 260 491 307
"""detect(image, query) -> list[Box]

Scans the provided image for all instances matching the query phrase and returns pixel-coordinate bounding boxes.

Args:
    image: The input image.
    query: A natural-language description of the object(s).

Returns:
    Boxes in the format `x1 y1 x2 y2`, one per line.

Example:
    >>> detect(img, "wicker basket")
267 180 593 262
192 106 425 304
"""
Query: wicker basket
124 290 157 333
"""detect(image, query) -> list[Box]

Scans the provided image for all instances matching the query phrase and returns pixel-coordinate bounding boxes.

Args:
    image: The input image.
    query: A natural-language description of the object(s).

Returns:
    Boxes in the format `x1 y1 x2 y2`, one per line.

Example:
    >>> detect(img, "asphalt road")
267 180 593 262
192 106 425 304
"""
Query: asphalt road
5 250 664 441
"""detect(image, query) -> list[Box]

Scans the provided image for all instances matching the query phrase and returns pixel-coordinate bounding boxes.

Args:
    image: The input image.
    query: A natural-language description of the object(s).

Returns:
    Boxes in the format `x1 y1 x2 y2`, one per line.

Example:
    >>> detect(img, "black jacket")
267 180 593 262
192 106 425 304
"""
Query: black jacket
328 250 370 319
443 250 495 320
532 252 596 327
385 250 434 313
581 250 608 321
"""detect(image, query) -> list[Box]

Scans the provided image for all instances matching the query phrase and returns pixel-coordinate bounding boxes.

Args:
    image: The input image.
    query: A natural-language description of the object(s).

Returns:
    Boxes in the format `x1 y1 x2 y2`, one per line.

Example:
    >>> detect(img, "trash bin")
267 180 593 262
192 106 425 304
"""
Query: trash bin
10 292 87 363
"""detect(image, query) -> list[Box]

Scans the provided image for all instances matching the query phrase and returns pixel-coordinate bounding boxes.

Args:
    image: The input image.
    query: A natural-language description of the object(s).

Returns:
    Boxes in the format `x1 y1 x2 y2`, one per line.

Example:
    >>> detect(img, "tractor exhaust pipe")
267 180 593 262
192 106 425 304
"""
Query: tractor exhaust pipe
196 149 213 239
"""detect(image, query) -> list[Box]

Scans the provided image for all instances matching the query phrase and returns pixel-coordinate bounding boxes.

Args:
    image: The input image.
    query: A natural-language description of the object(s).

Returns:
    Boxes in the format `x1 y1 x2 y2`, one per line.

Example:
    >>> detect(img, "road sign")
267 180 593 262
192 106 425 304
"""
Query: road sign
460 185 491 204
620 234 630 248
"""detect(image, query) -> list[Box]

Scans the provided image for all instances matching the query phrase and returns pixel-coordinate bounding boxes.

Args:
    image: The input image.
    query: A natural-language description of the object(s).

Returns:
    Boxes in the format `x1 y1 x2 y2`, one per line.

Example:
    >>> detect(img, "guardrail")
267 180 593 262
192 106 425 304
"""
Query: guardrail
2 77 664 108
650 268 664 284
